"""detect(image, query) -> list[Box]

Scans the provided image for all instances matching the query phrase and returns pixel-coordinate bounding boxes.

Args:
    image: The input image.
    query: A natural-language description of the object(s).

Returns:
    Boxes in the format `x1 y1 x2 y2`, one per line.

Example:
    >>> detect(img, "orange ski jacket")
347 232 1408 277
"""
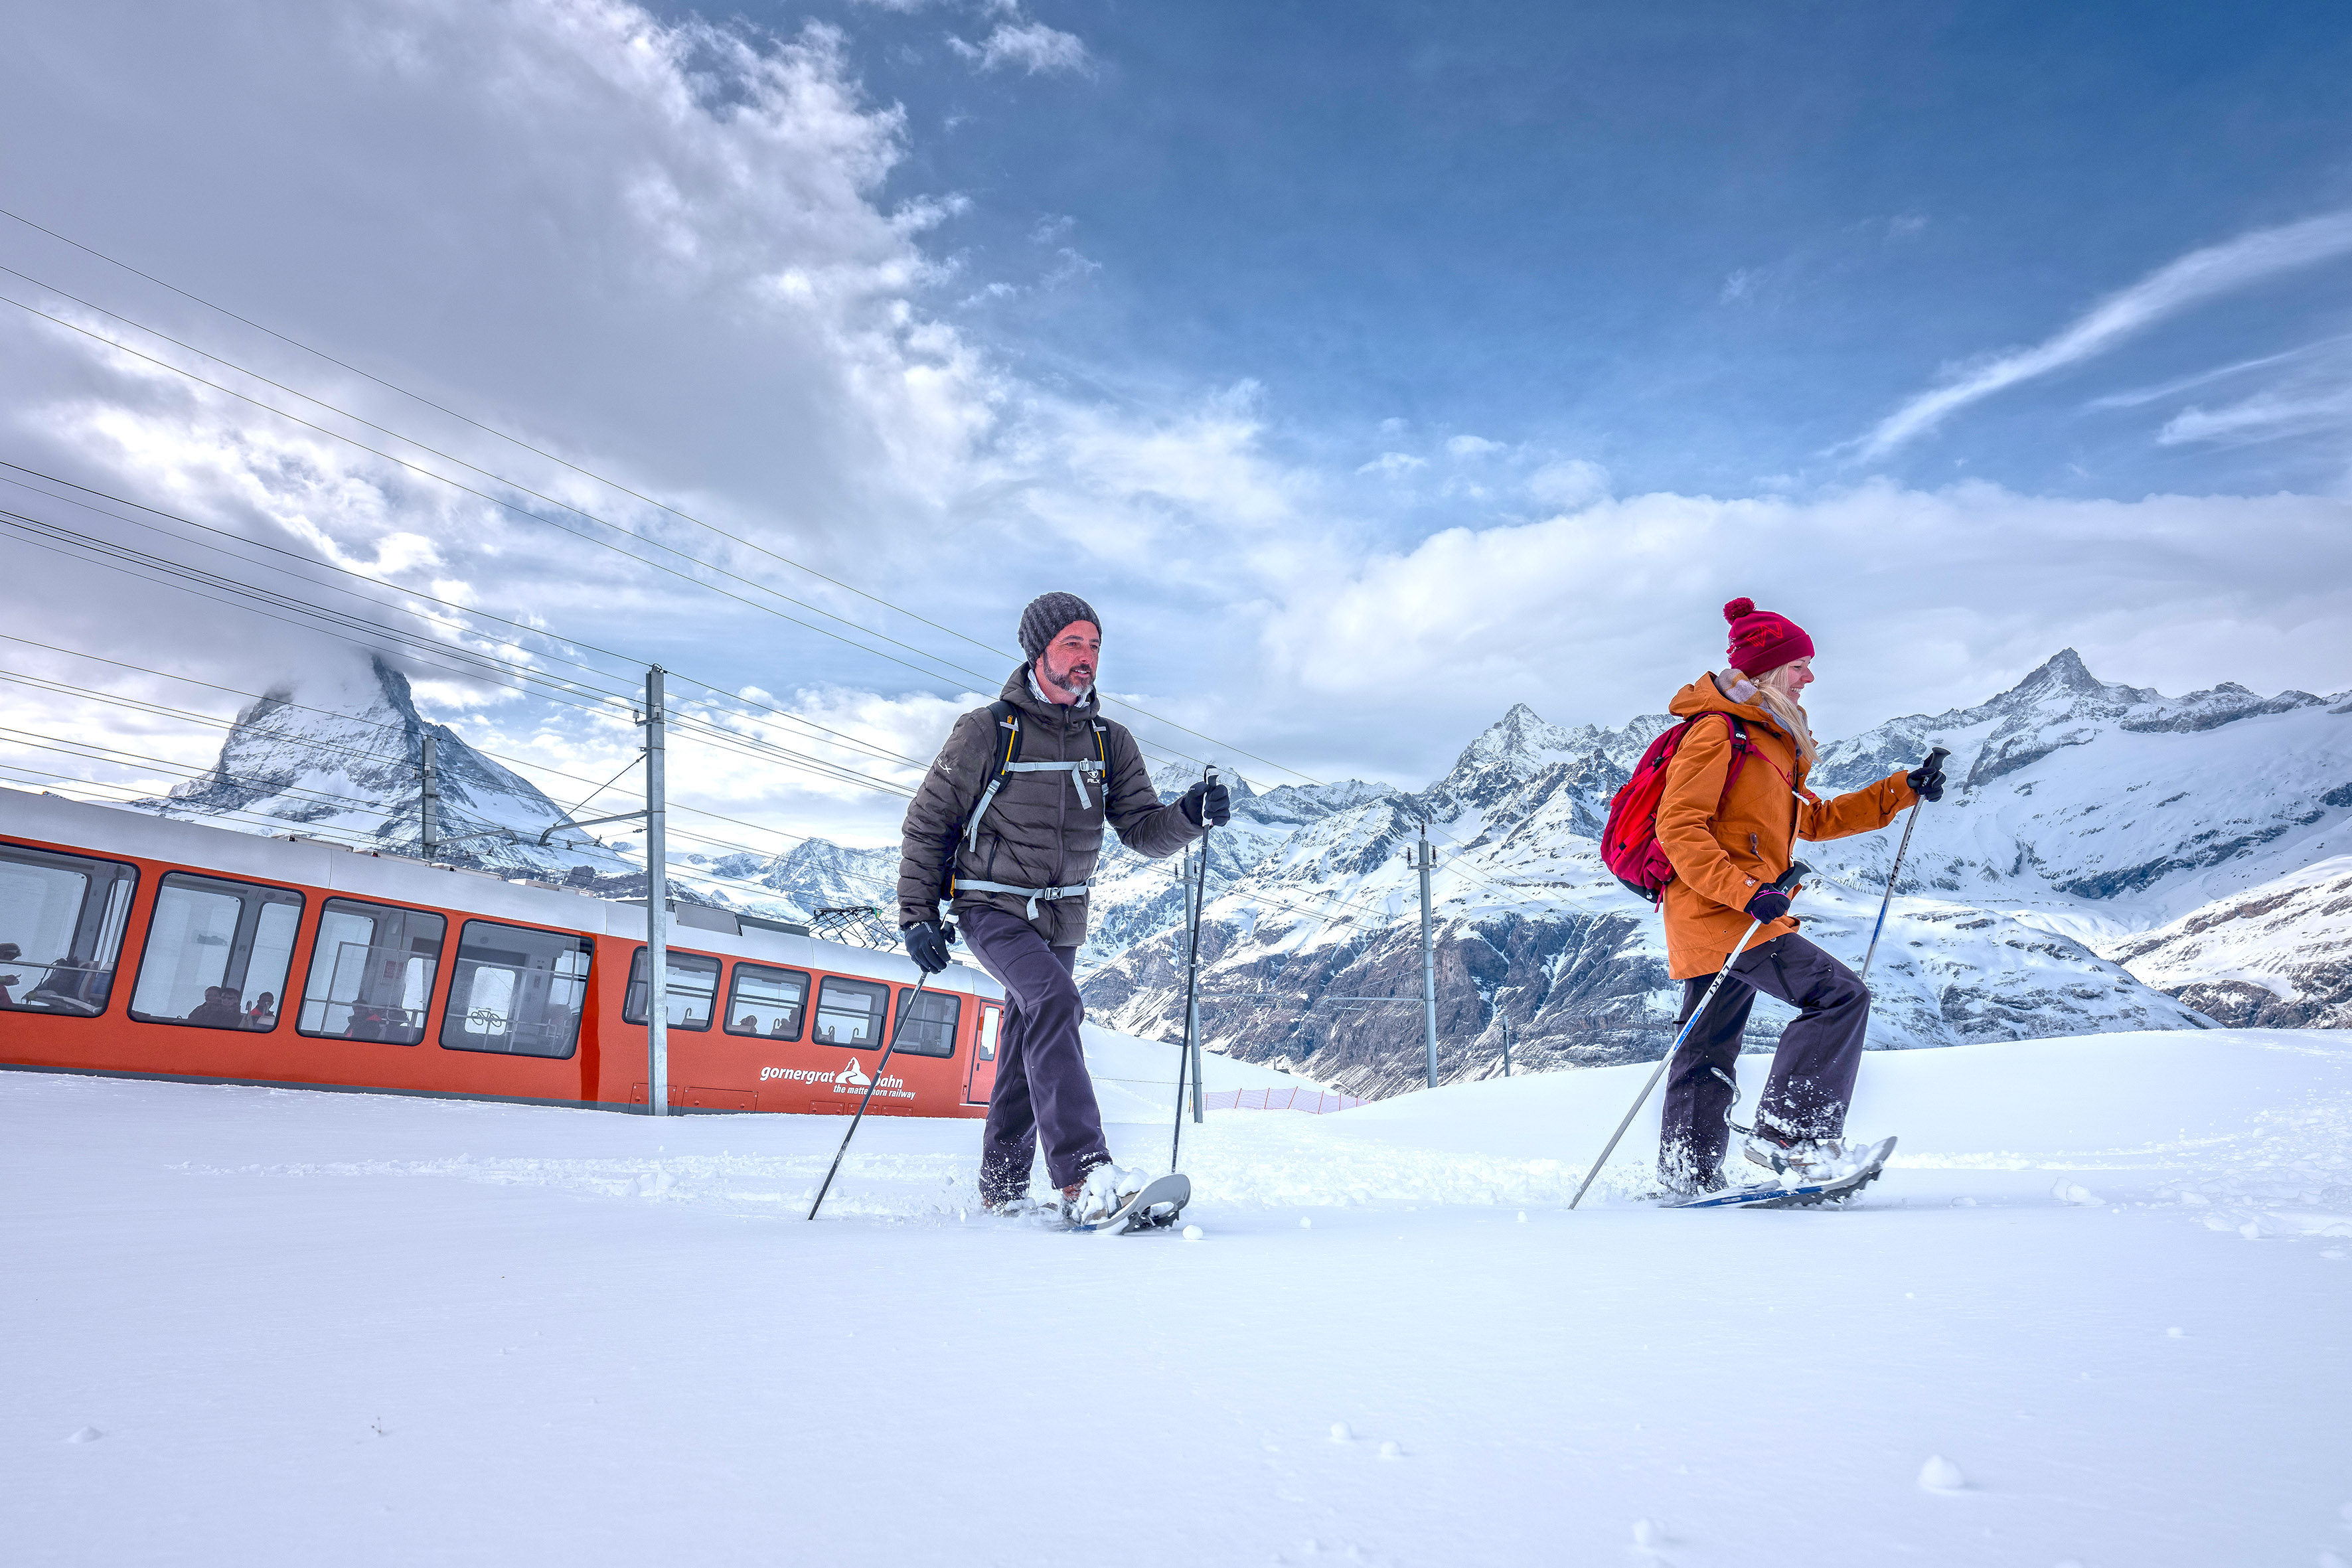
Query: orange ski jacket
1656 672 1918 979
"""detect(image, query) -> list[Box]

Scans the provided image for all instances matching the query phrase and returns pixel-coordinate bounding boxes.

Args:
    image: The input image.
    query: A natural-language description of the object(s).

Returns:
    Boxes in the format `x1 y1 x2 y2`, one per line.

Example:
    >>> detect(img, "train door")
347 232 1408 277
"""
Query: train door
963 1001 1002 1107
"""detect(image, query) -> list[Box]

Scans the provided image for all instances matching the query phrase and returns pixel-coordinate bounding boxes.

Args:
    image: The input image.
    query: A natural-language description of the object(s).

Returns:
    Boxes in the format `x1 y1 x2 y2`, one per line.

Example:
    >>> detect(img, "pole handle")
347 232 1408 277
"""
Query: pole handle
1919 745 1950 773
1766 860 1814 896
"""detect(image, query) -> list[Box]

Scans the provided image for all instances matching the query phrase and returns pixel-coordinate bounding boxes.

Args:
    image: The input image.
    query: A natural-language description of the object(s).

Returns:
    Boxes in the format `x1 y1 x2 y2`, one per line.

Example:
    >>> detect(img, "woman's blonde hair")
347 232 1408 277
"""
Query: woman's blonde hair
1736 663 1819 769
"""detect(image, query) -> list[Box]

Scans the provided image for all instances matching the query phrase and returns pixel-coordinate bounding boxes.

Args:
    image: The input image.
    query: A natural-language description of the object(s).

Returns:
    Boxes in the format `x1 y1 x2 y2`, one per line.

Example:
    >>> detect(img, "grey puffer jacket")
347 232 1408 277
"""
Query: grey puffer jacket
898 664 1203 947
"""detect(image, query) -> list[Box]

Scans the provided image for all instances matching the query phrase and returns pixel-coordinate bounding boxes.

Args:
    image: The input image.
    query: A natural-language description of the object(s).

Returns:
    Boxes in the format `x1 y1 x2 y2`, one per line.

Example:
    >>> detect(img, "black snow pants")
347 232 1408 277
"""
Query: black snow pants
1657 933 1869 1192
959 904 1111 1205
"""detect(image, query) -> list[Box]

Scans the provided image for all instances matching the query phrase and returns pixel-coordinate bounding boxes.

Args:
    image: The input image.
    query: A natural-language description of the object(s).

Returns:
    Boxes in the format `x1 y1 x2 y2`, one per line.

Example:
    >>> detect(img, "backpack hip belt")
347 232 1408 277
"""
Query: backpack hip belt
951 877 1093 921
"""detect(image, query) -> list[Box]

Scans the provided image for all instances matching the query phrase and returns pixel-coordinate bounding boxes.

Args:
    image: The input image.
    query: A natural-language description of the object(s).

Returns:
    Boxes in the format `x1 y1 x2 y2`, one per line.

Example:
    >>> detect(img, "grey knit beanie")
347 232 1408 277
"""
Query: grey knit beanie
1017 591 1101 661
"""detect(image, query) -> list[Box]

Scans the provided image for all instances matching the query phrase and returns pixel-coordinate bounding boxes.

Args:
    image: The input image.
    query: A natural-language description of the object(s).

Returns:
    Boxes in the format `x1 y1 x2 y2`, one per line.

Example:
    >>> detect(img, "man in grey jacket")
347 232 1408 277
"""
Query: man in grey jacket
898 591 1230 1222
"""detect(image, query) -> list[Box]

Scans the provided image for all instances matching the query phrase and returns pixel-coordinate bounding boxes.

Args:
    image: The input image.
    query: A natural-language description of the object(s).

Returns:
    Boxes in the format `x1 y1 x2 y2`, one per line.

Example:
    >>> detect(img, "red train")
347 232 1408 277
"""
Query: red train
0 787 1004 1116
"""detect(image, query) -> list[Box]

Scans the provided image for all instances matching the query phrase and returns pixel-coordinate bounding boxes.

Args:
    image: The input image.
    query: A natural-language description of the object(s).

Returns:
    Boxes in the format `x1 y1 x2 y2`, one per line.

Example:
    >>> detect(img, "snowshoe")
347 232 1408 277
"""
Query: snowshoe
1067 1172 1192 1234
1673 1136 1898 1210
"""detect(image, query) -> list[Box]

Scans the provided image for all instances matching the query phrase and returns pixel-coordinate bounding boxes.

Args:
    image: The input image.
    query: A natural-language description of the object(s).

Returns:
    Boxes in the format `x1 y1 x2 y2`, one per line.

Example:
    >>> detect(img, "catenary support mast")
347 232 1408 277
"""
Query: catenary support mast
645 665 668 1119
419 733 439 862
1417 820 1439 1089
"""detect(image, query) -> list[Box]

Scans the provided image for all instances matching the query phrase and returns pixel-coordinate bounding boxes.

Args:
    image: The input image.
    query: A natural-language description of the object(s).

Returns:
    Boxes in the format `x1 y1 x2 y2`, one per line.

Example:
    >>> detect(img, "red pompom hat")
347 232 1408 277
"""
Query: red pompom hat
1722 597 1814 676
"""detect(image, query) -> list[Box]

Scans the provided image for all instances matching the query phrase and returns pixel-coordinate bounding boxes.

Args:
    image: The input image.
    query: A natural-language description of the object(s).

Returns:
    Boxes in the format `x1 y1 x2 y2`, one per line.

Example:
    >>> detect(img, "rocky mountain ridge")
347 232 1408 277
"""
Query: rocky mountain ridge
110 650 2352 1089
1079 651 2352 1095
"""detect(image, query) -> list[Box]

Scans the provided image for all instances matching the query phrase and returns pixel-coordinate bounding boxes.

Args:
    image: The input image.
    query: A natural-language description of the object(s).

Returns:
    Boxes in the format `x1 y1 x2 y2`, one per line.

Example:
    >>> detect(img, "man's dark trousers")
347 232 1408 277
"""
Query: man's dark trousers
1657 933 1870 1190
958 904 1111 1205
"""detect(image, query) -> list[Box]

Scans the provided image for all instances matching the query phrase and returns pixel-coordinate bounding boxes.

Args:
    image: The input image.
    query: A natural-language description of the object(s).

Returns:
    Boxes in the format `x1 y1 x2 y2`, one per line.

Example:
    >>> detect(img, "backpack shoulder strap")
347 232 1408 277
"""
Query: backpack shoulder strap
1717 712 1750 807
961 702 1025 851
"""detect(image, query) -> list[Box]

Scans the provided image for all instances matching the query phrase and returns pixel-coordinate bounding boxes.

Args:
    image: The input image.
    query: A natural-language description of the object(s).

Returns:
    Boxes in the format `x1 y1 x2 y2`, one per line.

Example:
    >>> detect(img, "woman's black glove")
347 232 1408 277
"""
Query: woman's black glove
1743 886 1792 923
1907 749 1948 803
903 920 956 974
1182 779 1231 828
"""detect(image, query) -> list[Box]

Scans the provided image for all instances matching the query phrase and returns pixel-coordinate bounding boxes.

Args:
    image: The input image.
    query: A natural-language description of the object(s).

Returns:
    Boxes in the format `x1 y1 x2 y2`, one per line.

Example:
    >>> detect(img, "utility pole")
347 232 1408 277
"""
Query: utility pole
420 733 439 862
644 666 668 1119
1415 820 1439 1089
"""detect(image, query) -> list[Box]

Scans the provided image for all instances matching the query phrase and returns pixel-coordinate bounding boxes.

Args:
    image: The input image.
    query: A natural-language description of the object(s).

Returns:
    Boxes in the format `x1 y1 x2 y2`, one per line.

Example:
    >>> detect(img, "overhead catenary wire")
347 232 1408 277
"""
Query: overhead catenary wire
0 726 900 915
4 267 1498 861
0 504 921 800
0 220 1544 927
0 206 1024 668
0 665 907 896
0 517 1419 939
0 459 1176 778
0 234 1300 780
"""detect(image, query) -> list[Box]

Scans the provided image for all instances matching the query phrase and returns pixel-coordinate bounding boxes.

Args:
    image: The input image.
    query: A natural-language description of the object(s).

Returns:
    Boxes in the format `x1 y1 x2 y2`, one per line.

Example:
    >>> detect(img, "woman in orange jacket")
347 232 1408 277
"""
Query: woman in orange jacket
1654 597 1946 1193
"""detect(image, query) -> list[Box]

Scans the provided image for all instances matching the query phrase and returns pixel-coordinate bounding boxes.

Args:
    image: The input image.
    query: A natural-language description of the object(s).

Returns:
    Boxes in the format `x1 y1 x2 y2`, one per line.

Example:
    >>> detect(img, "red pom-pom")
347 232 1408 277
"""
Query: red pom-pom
1723 597 1755 623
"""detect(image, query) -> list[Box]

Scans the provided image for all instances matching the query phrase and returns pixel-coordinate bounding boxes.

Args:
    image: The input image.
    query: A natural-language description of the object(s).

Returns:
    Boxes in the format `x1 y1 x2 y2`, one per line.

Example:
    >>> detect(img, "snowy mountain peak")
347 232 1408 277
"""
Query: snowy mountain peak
130 654 623 878
2011 647 2120 701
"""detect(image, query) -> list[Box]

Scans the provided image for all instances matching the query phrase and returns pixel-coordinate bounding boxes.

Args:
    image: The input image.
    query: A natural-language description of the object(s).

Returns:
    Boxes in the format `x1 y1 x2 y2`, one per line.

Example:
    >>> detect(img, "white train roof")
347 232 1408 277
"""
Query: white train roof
0 787 998 998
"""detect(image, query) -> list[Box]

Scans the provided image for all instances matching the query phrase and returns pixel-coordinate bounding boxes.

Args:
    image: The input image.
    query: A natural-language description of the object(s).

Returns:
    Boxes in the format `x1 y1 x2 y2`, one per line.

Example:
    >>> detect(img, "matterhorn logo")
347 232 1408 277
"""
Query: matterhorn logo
837 1056 872 1089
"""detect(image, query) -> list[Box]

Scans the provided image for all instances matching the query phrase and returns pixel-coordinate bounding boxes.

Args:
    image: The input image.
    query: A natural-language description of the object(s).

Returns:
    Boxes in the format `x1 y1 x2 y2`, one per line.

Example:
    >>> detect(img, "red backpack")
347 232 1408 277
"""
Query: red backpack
1600 713 1751 904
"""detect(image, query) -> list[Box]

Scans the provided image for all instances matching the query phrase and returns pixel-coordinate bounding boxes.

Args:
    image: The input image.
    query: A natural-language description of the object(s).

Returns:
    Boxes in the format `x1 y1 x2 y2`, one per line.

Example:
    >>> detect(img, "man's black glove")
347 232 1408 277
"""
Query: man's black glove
903 919 956 974
1182 779 1231 828
1906 751 1948 803
1743 886 1792 923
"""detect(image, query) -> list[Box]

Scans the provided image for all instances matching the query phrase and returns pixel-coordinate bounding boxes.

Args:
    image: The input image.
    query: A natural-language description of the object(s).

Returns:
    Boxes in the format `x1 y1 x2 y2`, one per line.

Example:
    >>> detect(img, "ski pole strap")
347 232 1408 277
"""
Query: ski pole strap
953 877 1093 921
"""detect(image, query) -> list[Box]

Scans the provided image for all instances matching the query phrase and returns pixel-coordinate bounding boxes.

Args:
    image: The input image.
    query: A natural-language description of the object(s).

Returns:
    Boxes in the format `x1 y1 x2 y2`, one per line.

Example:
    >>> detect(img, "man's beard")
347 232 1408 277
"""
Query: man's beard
1040 656 1095 698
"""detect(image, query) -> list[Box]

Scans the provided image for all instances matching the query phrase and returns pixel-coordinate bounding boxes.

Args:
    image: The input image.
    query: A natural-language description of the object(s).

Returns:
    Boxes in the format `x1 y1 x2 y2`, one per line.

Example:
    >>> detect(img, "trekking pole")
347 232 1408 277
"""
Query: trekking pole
1859 747 1948 984
1172 765 1215 1173
807 974 930 1221
1568 862 1812 1209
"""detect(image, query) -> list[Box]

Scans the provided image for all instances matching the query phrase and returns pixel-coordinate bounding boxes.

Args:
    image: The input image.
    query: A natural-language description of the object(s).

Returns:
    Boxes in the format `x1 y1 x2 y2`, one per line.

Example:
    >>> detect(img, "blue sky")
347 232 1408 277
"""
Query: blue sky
3 0 2351 848
771 0 2352 503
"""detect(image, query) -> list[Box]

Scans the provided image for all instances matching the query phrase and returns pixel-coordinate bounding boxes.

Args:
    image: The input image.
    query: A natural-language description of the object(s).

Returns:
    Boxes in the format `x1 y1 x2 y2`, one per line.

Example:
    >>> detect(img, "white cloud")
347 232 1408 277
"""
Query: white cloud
2159 385 2352 447
1262 481 2352 748
2086 341 2335 410
948 19 1091 76
1524 459 1609 510
1855 209 2352 459
1445 435 1504 459
5 0 2350 826
1721 268 1760 304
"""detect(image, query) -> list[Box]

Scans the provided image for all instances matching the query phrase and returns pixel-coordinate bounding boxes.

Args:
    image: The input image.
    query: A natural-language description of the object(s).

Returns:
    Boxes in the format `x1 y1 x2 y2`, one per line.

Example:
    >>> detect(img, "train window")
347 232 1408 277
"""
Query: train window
439 920 592 1059
297 898 446 1046
724 964 807 1040
129 872 303 1031
621 949 721 1031
811 976 891 1049
891 986 960 1058
0 842 137 1017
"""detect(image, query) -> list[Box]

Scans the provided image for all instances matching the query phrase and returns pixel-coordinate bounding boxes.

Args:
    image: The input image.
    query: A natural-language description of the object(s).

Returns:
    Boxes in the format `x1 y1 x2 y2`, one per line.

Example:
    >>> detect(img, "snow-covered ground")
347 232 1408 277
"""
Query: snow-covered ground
9 1030 2351 1567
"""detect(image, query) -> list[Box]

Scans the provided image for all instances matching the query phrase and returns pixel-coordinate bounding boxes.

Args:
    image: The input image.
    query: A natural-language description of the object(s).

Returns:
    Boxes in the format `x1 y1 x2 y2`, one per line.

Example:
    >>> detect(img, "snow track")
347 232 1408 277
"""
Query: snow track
7 1030 2350 1567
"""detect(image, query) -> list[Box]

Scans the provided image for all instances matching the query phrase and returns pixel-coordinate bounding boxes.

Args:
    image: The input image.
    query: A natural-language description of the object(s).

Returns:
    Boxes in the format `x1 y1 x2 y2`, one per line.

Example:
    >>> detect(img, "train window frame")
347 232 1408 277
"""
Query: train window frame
295 897 449 1048
889 985 960 1059
809 975 892 1051
127 870 304 1032
722 963 809 1041
621 947 722 1032
0 840 139 1019
437 919 593 1060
